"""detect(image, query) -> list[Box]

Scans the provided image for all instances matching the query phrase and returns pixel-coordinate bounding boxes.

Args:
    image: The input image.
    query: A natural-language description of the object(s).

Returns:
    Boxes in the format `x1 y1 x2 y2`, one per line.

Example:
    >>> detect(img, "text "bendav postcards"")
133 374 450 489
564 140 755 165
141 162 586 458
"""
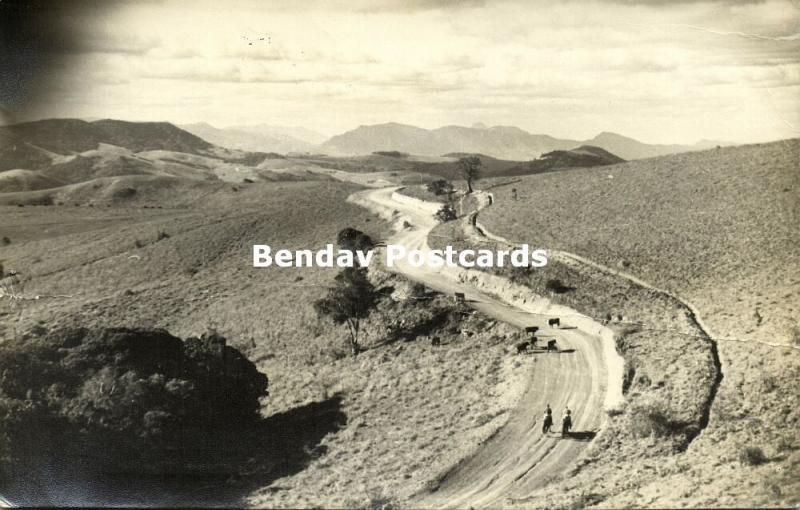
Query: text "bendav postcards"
253 244 547 269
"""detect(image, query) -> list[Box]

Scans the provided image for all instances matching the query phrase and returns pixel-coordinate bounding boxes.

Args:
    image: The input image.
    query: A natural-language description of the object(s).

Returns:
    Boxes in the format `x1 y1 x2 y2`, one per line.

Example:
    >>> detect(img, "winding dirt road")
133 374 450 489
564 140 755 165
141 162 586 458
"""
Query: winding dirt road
349 187 624 508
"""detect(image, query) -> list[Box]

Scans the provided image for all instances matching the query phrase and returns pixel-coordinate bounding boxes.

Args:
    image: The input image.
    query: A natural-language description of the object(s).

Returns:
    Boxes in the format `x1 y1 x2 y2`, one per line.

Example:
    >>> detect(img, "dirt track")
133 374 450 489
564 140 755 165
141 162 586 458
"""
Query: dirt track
350 187 623 508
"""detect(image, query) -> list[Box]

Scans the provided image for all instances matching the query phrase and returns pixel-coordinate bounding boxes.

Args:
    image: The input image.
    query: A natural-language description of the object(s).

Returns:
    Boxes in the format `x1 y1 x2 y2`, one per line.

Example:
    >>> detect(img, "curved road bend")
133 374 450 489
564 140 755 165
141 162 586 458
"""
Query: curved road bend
350 187 621 508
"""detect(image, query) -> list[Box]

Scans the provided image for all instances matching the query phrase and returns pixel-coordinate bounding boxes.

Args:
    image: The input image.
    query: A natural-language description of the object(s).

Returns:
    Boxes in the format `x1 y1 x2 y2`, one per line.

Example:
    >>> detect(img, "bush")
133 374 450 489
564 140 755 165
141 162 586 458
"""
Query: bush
0 327 268 473
31 195 54 206
739 446 767 466
434 204 457 223
336 227 374 254
545 278 574 294
790 324 800 346
409 282 429 300
426 179 454 196
112 187 137 200
1 237 10 246
630 401 682 438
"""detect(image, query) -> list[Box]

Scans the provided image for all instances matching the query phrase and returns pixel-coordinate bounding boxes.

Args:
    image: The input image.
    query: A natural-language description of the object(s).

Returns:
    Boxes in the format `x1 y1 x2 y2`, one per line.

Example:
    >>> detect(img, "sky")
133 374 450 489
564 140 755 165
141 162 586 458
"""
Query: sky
1 0 799 144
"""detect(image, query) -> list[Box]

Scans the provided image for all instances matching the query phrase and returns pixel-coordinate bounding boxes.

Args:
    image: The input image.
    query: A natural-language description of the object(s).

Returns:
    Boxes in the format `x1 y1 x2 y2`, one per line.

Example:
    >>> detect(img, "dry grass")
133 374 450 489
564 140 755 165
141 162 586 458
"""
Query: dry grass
479 139 800 346
431 140 800 508
0 179 530 507
247 277 530 508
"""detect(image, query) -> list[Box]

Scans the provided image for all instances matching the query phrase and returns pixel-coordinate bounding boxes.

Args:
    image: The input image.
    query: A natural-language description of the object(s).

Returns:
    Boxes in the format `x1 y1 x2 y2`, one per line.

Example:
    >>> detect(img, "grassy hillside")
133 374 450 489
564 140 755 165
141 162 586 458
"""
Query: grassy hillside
437 139 800 507
480 139 800 345
428 212 724 507
0 180 530 506
0 169 64 192
500 145 625 176
0 118 212 158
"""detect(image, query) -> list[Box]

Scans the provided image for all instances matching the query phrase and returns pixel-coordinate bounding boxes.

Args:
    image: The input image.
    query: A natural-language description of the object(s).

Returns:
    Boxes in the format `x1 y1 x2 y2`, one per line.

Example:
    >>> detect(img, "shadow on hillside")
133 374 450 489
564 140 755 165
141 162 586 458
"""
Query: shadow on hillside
563 430 597 442
0 395 347 507
526 348 576 354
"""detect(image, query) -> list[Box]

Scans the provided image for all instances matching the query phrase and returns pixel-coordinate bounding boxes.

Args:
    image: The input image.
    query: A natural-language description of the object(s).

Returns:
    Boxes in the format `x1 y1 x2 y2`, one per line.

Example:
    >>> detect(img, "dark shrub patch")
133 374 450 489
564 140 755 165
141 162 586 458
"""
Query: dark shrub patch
426 179 454 196
434 204 457 223
0 328 268 475
630 401 685 439
337 227 375 255
112 187 137 200
545 278 575 294
739 446 767 466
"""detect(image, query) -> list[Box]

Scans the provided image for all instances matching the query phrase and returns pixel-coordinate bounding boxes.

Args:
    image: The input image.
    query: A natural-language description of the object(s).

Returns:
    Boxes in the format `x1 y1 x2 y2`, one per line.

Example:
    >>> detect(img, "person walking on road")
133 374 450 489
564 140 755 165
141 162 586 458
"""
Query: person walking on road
561 407 573 438
542 404 553 433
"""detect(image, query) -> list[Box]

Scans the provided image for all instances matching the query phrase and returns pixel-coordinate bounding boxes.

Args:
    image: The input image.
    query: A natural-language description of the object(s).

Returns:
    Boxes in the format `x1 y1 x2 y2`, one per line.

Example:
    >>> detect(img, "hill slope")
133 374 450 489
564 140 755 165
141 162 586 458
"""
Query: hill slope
0 180 529 507
502 145 625 176
0 119 212 166
480 139 799 344
0 169 65 192
587 132 721 160
476 139 800 506
0 120 314 190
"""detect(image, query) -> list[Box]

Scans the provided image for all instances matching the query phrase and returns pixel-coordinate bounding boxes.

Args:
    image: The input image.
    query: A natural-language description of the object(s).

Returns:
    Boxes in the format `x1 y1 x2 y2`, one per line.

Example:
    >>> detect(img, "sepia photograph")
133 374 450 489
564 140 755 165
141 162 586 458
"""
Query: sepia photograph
0 0 798 507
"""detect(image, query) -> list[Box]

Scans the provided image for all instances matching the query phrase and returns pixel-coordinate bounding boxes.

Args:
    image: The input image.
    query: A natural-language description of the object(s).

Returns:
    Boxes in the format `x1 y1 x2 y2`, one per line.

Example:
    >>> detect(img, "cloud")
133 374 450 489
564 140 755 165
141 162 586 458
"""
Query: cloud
7 0 799 144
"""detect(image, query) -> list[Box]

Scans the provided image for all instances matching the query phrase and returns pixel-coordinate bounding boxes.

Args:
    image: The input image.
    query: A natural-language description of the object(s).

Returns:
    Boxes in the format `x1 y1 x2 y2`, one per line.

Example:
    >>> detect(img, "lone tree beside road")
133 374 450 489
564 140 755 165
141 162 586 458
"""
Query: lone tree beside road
314 267 378 357
457 156 482 193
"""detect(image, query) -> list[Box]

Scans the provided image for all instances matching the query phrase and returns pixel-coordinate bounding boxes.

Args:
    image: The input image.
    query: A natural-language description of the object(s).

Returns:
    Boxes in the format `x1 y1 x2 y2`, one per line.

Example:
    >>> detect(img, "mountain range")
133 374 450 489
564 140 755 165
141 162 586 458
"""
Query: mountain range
0 118 730 181
320 123 726 161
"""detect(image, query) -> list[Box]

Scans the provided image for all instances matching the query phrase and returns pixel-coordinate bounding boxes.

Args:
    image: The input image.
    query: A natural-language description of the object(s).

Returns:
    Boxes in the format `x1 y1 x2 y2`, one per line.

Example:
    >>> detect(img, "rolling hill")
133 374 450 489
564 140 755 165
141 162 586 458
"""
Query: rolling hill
0 169 65 193
501 145 625 176
0 119 212 167
0 119 333 203
320 122 725 161
586 131 722 160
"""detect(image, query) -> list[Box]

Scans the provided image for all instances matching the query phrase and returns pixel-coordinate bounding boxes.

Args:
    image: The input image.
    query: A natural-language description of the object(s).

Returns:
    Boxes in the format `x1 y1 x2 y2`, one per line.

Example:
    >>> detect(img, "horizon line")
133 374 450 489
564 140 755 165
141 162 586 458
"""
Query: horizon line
0 114 790 147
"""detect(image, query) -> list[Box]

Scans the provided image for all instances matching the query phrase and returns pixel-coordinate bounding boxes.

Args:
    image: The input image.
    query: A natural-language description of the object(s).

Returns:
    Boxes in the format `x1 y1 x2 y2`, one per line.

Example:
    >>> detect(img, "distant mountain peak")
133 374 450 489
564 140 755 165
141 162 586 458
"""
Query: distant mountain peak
591 131 635 142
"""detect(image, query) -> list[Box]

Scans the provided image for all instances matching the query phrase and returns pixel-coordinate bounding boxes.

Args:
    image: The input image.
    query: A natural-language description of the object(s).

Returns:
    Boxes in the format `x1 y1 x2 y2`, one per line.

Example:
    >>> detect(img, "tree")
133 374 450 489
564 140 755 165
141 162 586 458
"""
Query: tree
457 156 482 193
434 203 457 223
314 267 378 357
336 227 375 256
